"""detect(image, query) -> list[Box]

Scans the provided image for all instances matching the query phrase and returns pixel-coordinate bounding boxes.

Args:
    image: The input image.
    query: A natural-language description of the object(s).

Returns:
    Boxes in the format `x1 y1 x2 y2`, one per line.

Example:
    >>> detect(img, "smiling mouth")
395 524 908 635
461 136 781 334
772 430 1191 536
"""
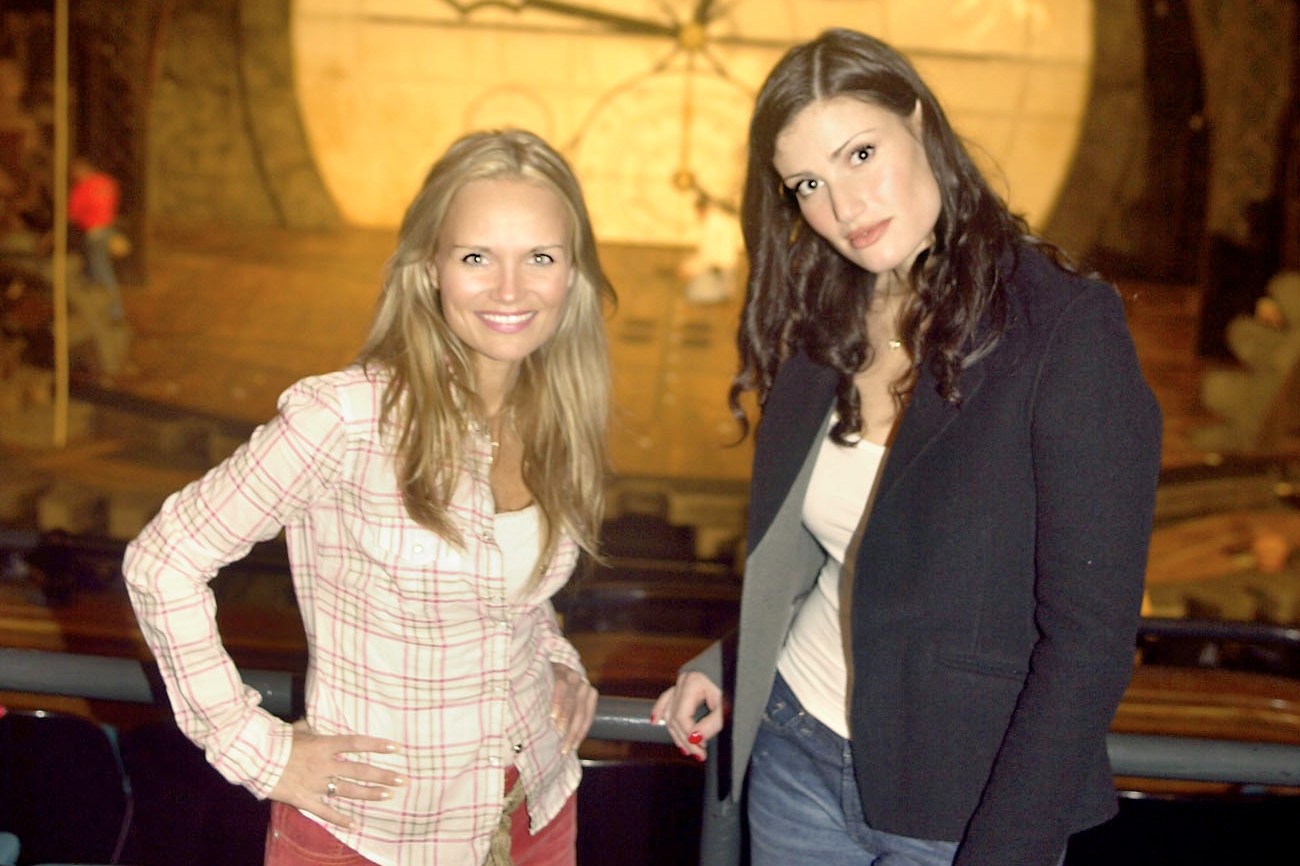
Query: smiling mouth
478 311 537 331
848 220 889 250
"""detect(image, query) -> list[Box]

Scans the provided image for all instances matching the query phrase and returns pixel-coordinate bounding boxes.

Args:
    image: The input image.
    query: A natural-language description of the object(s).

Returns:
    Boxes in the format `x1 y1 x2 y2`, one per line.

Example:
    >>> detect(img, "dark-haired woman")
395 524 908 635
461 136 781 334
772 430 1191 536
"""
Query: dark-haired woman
653 29 1161 866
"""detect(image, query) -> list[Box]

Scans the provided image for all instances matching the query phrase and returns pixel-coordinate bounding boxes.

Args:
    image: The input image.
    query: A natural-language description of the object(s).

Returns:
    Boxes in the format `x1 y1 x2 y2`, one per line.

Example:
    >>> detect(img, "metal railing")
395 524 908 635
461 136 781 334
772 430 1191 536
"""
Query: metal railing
0 647 672 746
4 646 1300 865
1138 615 1300 649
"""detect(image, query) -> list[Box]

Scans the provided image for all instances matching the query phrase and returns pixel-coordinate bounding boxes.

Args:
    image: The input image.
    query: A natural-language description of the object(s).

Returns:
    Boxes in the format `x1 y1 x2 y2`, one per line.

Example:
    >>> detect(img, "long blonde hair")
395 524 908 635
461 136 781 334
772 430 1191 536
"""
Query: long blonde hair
356 129 615 563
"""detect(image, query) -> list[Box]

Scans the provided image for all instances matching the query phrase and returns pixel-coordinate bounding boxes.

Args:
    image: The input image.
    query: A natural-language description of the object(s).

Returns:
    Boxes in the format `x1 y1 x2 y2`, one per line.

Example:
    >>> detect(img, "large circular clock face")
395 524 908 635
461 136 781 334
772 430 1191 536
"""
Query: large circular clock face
570 72 753 240
292 0 1094 241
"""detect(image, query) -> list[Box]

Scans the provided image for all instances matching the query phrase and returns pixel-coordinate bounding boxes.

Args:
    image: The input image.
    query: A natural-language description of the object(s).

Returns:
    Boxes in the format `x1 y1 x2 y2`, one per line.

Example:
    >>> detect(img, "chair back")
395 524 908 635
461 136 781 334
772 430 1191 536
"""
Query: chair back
0 710 131 865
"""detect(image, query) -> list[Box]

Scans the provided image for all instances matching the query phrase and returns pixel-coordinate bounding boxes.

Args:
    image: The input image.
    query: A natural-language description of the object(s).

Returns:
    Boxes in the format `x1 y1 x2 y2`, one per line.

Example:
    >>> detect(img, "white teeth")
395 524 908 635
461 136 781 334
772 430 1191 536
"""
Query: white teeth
480 312 533 324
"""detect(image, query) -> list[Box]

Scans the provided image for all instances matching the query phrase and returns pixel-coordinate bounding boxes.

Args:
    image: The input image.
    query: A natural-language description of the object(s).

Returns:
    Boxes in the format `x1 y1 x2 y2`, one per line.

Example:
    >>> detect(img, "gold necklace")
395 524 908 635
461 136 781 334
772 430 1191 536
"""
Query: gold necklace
483 407 514 465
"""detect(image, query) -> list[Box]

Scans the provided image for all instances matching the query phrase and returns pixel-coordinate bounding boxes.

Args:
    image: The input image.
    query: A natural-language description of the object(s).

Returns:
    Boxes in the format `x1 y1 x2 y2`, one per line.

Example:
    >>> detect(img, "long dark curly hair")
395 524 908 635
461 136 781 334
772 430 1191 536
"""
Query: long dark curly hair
733 28 1046 443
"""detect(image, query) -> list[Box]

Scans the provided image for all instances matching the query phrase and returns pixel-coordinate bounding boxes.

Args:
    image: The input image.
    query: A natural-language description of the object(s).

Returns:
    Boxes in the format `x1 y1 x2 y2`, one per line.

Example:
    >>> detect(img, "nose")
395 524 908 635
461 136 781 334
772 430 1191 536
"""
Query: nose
492 264 521 302
828 182 863 224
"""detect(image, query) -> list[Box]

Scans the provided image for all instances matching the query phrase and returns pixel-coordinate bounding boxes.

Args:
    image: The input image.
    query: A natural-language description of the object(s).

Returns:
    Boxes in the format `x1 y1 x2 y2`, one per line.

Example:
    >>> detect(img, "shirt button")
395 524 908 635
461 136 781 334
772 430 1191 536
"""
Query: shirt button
489 756 501 767
513 743 524 754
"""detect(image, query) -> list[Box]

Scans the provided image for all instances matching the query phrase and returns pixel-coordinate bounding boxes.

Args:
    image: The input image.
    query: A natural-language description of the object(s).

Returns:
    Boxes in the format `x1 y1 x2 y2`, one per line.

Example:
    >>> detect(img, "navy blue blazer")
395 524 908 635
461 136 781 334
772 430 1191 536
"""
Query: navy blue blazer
693 245 1162 866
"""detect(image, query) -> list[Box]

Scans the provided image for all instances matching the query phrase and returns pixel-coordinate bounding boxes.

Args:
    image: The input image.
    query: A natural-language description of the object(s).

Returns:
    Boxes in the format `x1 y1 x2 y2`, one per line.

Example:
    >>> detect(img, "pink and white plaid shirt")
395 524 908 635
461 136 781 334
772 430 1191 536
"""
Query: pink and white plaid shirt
124 366 585 866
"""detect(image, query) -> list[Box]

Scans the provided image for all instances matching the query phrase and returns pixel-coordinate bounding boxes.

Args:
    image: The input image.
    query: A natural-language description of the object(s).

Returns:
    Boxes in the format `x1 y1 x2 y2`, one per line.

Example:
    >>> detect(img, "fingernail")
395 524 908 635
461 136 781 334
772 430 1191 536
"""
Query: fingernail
649 713 657 725
679 747 689 757
687 730 703 745
694 753 705 763
390 775 406 786
379 790 392 800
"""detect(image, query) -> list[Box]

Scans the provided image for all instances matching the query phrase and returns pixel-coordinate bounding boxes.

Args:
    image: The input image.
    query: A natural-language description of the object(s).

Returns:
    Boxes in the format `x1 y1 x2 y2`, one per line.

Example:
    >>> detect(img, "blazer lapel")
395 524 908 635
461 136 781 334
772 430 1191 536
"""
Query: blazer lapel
874 359 987 506
747 354 837 549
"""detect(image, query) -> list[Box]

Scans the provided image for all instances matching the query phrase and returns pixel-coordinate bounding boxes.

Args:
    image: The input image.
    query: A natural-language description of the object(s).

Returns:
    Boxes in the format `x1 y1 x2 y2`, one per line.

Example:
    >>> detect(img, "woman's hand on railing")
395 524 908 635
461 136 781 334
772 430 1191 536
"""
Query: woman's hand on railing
268 720 405 828
551 662 598 754
652 671 724 762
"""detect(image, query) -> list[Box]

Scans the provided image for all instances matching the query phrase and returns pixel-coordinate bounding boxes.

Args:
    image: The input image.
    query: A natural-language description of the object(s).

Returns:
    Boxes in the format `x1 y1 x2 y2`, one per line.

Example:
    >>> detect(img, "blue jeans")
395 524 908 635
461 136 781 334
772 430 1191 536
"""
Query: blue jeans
83 227 123 321
748 673 959 866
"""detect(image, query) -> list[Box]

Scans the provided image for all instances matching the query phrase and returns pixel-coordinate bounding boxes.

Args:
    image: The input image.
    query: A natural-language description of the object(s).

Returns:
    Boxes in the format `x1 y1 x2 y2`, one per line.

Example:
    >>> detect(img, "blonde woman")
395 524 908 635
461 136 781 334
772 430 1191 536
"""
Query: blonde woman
125 129 614 866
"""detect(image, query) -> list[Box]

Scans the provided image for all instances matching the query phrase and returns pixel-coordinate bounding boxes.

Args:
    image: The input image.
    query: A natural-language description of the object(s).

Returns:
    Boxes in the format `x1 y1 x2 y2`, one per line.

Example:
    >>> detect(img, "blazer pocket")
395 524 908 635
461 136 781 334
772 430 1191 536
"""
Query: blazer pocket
937 651 1026 680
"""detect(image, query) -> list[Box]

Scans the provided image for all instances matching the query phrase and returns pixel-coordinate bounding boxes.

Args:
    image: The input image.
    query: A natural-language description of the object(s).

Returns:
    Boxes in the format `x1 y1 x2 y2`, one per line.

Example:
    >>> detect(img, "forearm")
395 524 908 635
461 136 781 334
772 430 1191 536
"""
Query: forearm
124 523 293 797
538 599 584 676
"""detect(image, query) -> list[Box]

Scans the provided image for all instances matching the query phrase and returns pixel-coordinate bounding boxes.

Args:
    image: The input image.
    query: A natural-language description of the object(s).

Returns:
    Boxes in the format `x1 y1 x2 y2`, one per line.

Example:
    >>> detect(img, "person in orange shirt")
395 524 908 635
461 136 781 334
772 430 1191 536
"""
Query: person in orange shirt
67 156 123 322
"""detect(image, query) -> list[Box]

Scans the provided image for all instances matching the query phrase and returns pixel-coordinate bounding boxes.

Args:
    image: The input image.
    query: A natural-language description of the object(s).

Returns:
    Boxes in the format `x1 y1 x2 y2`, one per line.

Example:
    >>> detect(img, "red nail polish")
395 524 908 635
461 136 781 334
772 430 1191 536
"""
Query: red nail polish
679 747 689 757
650 713 657 725
694 753 706 763
688 730 703 745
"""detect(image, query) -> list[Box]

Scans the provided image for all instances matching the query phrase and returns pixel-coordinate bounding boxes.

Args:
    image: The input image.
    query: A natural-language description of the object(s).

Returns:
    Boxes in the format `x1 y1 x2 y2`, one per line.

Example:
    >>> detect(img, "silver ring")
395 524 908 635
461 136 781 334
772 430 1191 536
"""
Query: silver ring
325 780 337 797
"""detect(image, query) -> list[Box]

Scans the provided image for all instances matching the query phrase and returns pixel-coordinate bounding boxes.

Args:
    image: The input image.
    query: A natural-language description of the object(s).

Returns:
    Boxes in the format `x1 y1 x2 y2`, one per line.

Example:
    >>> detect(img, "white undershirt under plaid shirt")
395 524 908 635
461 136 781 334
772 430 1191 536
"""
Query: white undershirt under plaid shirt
124 366 585 866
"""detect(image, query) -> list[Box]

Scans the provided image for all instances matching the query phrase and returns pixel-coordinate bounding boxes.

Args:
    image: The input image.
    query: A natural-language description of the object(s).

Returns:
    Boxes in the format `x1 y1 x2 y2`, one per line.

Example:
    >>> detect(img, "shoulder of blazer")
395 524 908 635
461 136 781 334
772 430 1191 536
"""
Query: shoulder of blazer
985 243 1123 373
1009 244 1120 324
747 353 837 547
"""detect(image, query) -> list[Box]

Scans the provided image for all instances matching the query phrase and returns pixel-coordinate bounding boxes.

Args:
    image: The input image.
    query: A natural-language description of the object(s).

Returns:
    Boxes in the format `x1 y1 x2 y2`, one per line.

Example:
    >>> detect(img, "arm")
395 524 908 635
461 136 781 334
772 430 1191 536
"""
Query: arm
956 287 1162 865
123 377 347 797
652 634 729 760
537 600 597 752
538 598 584 674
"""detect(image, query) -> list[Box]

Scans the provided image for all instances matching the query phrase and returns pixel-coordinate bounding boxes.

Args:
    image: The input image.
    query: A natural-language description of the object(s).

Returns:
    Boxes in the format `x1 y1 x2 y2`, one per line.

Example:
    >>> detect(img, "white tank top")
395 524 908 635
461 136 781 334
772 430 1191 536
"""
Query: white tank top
496 504 542 602
776 427 885 739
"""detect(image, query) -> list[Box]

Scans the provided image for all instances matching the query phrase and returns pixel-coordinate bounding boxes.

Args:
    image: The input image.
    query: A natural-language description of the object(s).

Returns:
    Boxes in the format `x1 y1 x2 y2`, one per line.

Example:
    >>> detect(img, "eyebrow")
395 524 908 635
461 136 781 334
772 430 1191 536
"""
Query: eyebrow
449 243 567 251
777 127 878 184
830 127 881 161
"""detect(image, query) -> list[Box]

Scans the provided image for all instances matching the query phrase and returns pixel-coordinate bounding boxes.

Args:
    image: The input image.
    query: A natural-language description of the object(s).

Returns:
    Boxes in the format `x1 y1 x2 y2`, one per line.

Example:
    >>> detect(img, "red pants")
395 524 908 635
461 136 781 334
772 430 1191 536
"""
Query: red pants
505 766 577 866
264 769 577 865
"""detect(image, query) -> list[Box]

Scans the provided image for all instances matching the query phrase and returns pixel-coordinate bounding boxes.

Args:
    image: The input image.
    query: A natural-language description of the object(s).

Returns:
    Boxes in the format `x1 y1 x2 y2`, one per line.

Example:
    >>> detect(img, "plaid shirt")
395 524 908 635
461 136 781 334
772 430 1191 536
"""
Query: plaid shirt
124 367 585 865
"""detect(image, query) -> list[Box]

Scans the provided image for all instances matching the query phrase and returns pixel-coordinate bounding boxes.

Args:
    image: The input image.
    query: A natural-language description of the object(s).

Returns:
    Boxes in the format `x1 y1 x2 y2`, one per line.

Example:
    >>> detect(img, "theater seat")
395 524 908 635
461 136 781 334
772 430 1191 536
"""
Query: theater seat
0 710 132 865
116 720 269 866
